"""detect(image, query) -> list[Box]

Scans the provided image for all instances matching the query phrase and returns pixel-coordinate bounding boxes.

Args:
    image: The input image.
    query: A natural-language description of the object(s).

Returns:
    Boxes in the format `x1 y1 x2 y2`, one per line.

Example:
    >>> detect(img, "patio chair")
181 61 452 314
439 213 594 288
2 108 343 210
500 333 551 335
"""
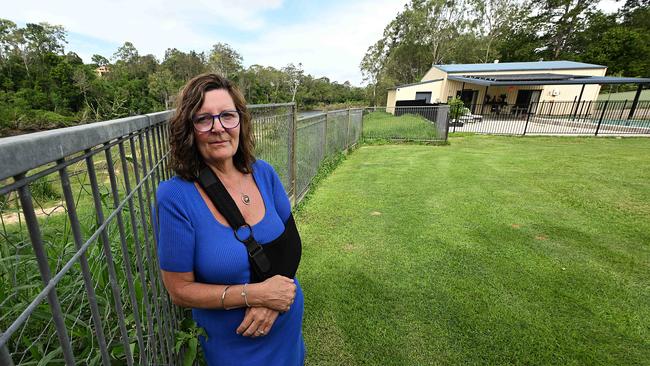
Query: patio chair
458 111 483 123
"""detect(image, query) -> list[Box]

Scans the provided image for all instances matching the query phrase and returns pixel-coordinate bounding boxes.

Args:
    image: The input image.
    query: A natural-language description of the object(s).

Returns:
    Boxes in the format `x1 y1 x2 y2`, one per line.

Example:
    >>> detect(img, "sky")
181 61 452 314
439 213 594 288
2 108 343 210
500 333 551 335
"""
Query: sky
2 0 408 86
2 0 623 86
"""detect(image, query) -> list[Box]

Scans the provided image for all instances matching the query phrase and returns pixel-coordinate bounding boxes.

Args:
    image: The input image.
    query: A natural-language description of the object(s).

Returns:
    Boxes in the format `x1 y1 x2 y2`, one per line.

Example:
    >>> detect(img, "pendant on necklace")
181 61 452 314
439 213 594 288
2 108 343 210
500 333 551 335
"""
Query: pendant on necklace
241 194 251 205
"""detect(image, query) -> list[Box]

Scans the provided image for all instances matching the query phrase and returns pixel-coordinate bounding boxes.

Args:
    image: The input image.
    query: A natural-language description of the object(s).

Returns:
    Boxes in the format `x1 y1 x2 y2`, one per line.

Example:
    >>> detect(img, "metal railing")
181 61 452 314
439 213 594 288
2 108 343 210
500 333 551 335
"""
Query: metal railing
0 103 362 365
448 100 650 136
362 106 449 142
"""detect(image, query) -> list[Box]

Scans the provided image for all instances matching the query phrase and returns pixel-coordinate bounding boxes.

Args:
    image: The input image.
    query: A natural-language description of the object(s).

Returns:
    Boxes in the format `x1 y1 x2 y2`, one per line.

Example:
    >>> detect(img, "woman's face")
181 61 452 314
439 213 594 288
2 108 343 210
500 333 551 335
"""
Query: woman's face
193 89 240 166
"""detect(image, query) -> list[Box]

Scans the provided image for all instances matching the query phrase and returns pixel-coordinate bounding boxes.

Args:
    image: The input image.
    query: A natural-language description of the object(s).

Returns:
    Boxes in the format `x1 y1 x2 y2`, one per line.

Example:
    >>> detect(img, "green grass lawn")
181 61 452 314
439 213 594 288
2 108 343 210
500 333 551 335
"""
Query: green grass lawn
296 135 650 365
363 111 440 141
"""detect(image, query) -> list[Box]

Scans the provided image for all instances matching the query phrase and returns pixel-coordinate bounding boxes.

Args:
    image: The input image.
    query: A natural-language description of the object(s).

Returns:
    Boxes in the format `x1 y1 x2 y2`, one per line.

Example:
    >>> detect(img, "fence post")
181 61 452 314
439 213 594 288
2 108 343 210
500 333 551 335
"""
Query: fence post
452 104 457 133
595 99 609 136
436 105 450 141
523 102 534 136
359 109 365 141
346 108 351 150
290 103 297 205
323 110 329 157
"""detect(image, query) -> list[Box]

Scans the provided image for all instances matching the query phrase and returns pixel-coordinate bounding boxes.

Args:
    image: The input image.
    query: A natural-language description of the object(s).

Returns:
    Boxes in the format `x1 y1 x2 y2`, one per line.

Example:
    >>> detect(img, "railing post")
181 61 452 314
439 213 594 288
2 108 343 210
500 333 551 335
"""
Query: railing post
58 162 112 366
619 100 628 120
15 174 77 366
595 100 609 136
0 330 15 366
290 103 297 205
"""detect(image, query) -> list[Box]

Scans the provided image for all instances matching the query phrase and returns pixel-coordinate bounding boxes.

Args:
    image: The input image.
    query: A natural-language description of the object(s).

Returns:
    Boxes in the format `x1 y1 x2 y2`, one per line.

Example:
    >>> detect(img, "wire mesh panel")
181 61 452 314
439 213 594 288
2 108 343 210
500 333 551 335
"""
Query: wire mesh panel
349 109 363 148
250 104 293 193
295 114 327 201
0 113 181 366
362 106 446 142
325 110 349 157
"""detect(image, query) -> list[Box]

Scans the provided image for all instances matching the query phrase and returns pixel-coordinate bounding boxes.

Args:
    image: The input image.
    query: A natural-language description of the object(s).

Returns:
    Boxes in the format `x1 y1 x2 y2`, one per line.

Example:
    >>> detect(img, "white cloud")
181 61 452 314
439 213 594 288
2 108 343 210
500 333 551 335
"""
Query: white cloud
238 0 406 85
3 0 284 59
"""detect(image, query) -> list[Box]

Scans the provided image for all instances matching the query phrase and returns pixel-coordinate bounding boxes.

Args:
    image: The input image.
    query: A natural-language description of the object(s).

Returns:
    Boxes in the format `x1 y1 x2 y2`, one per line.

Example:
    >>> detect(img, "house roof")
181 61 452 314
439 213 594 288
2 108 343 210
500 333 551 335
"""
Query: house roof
432 61 606 74
448 74 650 86
388 78 443 90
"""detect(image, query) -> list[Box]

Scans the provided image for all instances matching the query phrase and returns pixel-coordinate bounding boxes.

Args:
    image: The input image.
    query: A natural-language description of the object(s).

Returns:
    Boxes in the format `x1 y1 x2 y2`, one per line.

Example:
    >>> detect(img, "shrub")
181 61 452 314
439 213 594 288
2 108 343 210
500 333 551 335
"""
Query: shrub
448 97 466 120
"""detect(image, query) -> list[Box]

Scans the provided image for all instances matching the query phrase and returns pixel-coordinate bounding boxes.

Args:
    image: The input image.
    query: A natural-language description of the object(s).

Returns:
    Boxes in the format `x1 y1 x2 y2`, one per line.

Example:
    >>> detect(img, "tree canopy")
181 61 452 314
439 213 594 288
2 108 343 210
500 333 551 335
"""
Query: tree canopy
361 0 650 105
0 20 365 136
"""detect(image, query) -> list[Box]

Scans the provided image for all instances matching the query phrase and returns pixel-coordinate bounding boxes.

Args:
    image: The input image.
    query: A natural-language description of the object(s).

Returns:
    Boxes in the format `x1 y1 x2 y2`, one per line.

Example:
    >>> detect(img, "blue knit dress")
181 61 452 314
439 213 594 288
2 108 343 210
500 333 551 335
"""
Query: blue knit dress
156 159 305 366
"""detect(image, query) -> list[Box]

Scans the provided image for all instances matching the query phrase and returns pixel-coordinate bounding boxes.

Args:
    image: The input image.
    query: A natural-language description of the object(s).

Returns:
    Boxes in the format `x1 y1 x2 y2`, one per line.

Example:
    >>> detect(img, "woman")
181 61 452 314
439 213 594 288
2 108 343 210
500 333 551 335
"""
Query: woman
157 73 305 365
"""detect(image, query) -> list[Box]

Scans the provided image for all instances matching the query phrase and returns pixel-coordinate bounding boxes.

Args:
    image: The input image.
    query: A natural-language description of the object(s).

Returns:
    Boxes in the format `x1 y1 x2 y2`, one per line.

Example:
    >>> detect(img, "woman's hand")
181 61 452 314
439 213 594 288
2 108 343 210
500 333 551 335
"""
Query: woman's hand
250 275 296 312
237 307 279 337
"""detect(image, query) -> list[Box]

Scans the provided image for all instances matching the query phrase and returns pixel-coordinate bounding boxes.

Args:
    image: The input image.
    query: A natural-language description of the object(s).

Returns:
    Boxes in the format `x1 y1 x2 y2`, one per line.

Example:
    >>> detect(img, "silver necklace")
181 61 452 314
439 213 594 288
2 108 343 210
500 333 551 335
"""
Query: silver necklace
217 171 251 205
239 174 251 205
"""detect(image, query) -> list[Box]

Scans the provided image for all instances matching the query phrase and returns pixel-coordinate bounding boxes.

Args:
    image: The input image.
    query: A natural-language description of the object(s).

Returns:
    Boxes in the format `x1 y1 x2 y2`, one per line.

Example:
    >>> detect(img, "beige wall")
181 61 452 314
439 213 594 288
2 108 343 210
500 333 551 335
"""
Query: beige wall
538 84 601 102
386 80 446 107
421 67 447 82
386 90 397 110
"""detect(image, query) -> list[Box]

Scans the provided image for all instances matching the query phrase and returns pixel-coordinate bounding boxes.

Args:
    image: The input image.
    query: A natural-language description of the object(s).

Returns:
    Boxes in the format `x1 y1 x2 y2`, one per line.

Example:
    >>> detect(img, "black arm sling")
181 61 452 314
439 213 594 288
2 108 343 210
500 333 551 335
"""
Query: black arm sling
197 167 302 283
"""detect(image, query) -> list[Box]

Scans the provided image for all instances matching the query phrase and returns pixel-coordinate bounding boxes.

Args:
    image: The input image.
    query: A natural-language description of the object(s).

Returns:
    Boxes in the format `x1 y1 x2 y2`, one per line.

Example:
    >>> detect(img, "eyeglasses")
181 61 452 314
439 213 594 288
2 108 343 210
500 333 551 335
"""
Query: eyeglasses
193 110 241 132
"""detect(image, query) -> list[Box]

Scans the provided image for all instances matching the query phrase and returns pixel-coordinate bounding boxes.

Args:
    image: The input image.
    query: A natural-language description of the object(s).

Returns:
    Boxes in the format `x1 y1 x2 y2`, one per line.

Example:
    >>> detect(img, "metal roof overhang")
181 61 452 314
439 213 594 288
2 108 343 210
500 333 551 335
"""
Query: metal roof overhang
448 74 650 86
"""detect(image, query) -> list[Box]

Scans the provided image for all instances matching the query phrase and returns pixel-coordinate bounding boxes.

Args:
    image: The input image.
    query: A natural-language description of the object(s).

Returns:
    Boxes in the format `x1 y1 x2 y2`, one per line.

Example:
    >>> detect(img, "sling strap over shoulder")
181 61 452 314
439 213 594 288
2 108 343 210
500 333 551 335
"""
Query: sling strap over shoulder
197 166 302 282
198 167 272 276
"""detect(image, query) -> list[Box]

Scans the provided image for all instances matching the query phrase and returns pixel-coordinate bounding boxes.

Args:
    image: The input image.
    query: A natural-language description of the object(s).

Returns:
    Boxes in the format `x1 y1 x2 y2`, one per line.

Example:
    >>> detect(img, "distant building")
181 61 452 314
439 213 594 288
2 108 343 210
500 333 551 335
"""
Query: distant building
387 61 650 113
95 66 110 77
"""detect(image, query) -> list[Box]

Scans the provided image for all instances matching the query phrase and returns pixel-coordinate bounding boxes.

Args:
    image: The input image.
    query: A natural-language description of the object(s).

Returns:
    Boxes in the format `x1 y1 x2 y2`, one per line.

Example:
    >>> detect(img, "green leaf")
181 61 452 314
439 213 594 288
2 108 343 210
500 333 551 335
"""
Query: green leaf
37 347 62 366
182 338 198 366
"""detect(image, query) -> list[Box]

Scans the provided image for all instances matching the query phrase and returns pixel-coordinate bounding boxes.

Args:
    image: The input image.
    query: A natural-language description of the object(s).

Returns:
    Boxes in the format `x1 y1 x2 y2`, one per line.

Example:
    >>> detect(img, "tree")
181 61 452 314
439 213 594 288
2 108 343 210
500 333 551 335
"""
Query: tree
148 69 176 109
162 48 207 83
91 54 109 67
0 19 17 61
282 62 303 103
530 0 599 60
470 0 520 62
208 43 243 79
112 41 139 63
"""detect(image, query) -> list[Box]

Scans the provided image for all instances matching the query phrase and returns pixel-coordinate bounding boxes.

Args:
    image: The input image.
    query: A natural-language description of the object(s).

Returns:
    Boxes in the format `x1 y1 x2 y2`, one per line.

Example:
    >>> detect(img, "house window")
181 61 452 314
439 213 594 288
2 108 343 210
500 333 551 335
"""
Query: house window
415 92 432 103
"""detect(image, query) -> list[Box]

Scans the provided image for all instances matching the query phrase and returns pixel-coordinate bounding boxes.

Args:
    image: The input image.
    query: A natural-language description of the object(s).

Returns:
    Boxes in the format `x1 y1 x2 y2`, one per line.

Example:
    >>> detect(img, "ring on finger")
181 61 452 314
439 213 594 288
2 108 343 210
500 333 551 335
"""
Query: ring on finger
256 330 265 335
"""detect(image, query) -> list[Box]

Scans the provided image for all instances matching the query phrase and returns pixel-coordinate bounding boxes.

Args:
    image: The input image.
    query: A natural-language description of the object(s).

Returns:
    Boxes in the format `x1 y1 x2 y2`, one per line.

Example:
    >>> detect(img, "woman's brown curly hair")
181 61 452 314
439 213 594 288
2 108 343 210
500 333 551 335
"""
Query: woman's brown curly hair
169 73 255 181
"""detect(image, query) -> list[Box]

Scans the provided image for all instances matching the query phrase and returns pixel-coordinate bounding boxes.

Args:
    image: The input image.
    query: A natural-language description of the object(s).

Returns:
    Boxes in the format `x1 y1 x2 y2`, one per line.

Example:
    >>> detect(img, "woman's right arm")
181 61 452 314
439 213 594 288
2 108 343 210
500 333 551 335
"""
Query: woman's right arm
161 271 296 311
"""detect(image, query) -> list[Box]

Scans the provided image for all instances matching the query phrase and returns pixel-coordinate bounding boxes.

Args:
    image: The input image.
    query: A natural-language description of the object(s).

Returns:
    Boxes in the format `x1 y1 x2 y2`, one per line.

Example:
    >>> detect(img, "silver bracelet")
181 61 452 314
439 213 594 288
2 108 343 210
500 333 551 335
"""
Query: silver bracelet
221 285 231 310
241 283 250 307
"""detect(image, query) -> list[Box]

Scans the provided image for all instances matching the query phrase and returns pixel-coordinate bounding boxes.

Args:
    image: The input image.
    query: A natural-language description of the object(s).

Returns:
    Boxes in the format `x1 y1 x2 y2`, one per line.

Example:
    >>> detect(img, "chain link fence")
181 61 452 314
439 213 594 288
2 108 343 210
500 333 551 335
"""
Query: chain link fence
0 103 363 365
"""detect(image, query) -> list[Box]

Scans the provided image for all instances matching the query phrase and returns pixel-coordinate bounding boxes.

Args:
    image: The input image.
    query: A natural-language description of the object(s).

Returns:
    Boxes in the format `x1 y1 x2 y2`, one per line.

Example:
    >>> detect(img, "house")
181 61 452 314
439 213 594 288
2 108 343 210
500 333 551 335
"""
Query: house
387 61 650 116
95 65 110 77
